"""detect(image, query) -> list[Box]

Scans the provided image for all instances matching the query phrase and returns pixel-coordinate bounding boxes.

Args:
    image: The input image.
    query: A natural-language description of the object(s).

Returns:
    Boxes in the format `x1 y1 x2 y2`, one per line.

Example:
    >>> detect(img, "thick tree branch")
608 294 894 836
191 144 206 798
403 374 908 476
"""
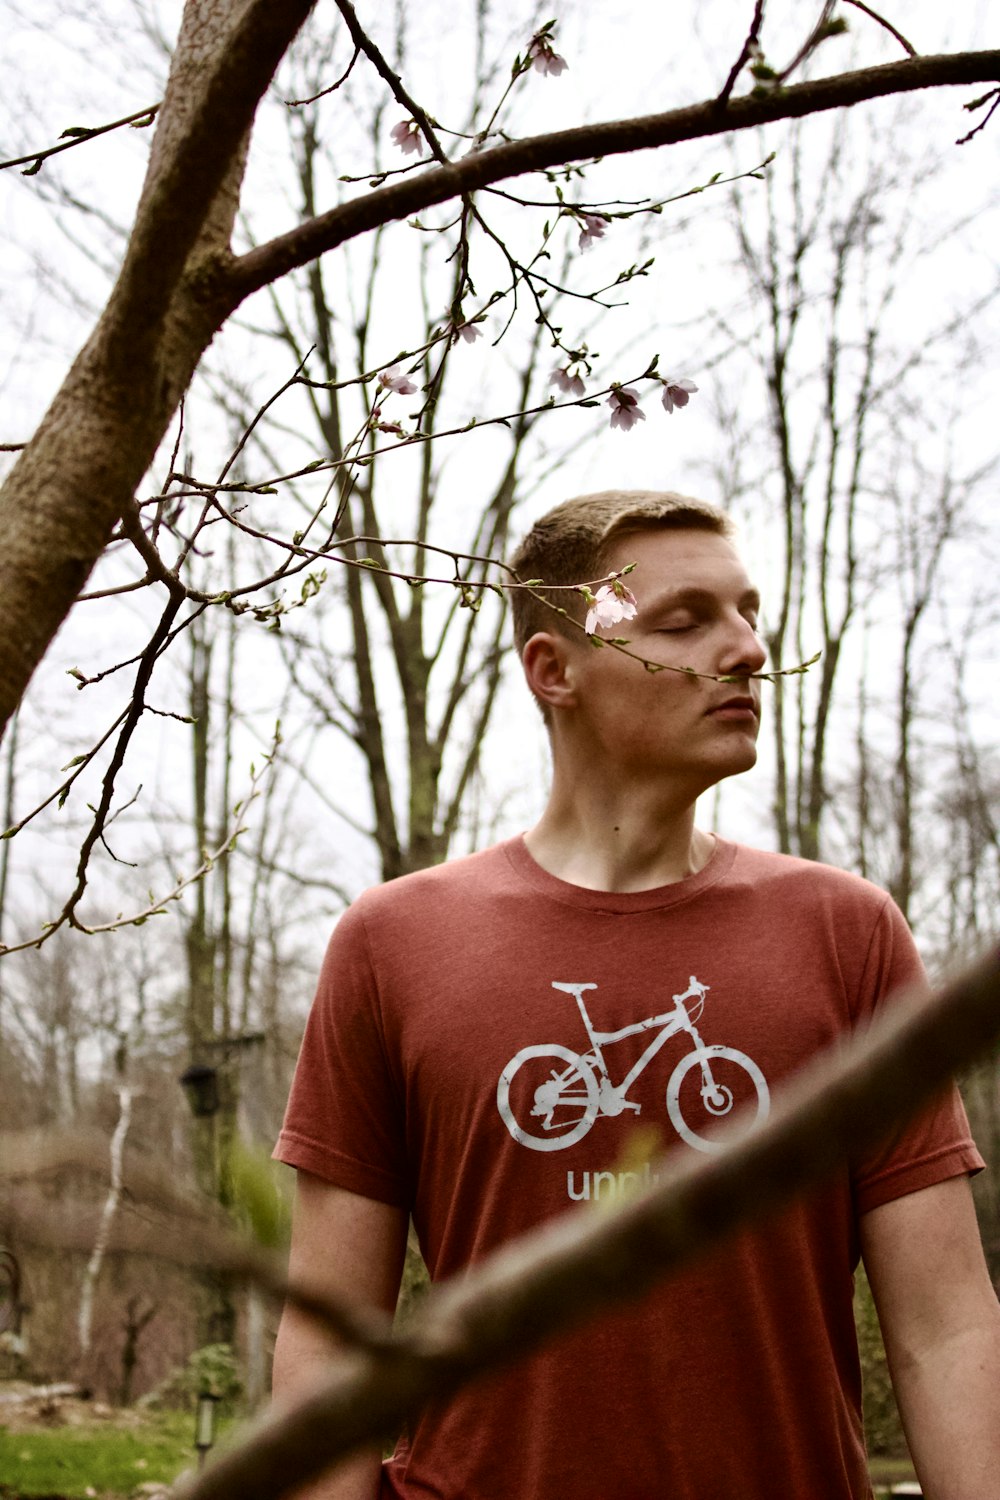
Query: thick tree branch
0 0 318 732
225 52 1000 308
109 0 315 354
0 38 996 741
175 942 1000 1500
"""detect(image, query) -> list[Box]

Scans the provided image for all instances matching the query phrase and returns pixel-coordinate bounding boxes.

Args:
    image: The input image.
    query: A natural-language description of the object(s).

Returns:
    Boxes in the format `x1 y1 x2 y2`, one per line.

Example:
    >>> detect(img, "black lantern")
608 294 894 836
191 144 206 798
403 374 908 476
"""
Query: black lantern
195 1387 221 1467
179 1063 220 1119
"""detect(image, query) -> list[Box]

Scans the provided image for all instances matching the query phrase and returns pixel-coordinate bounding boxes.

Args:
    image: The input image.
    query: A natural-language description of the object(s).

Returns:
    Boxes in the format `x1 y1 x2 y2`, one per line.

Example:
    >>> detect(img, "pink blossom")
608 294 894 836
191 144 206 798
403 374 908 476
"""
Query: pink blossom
607 386 645 432
390 120 424 156
661 376 699 414
527 34 568 76
378 364 418 396
578 213 609 251
372 404 407 437
585 583 639 635
550 364 586 399
455 321 482 344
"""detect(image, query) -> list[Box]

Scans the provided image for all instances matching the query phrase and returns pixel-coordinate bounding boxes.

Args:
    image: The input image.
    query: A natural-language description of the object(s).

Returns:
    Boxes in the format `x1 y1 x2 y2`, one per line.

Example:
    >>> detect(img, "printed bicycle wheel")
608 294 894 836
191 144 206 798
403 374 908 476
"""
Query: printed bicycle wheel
497 1044 599 1152
665 1045 770 1154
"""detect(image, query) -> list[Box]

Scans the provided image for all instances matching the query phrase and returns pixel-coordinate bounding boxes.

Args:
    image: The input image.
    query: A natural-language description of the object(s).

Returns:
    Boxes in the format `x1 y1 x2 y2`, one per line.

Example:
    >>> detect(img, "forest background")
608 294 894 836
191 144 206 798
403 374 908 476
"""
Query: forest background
0 0 998 1483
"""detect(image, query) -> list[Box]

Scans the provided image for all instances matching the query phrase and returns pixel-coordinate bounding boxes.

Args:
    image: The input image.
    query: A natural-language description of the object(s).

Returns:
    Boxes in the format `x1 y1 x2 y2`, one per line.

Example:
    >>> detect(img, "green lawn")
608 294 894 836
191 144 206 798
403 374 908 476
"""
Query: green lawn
869 1453 920 1494
0 1410 207 1498
0 1412 918 1499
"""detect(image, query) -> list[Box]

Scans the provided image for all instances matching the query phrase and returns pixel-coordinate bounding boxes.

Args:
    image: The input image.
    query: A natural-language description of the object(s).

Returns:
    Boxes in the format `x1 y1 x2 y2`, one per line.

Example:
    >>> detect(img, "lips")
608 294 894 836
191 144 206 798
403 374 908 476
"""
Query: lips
707 696 759 719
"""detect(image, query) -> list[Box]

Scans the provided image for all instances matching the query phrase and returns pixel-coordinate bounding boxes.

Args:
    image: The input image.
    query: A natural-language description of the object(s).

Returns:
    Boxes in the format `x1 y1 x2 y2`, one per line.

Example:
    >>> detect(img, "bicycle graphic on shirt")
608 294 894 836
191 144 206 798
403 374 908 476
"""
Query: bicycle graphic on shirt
496 976 769 1154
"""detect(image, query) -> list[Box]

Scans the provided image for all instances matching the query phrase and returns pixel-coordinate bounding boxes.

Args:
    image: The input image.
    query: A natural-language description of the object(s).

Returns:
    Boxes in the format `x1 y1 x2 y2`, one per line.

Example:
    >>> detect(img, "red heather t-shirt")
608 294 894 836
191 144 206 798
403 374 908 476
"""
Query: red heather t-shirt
274 837 982 1500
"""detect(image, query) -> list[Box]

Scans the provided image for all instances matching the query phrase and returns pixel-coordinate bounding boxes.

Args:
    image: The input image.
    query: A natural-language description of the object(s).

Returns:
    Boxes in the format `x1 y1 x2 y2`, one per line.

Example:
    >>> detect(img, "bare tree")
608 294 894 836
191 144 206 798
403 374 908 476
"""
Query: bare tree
239 10 558 879
707 102 997 870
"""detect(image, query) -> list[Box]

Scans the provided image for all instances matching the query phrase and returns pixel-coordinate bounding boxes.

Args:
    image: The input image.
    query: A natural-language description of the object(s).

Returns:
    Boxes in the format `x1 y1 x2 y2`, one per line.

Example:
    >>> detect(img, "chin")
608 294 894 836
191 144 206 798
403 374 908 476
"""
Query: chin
683 750 757 800
715 744 758 779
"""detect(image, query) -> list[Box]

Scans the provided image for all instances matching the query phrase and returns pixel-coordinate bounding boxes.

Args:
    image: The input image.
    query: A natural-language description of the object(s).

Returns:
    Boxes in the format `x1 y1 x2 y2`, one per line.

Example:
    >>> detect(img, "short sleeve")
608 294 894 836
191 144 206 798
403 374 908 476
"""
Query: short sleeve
272 902 410 1207
851 898 983 1217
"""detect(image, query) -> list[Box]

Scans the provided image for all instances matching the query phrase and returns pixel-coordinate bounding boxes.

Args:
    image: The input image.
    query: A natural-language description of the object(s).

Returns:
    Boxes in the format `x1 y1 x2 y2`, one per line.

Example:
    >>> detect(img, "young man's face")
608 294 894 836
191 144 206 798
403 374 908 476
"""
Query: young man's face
563 526 767 794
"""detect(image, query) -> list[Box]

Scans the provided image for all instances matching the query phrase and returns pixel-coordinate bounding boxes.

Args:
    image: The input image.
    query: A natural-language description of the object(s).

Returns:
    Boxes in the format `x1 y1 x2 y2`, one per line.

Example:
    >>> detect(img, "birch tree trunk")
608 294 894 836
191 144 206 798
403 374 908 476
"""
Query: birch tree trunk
78 1085 133 1359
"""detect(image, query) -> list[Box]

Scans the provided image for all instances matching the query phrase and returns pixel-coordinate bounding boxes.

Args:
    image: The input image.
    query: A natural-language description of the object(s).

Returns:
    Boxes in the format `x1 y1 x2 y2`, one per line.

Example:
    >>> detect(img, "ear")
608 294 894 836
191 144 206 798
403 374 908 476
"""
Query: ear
521 630 581 713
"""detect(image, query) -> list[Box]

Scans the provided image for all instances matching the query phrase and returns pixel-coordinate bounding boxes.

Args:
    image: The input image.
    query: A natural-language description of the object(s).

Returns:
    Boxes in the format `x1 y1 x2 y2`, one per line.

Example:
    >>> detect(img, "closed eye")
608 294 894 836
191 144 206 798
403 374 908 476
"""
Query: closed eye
656 613 699 632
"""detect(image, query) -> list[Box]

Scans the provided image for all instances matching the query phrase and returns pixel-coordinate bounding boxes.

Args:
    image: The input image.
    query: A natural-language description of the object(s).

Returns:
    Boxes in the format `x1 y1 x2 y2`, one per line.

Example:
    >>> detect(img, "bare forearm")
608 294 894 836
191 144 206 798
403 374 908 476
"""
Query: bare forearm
891 1315 1000 1500
861 1179 1000 1500
271 1308 384 1500
270 1175 407 1498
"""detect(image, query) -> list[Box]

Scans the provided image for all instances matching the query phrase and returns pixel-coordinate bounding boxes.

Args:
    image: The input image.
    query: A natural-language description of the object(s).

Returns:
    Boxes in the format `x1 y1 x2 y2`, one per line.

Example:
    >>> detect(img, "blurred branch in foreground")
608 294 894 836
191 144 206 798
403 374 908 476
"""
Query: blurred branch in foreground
175 939 1000 1500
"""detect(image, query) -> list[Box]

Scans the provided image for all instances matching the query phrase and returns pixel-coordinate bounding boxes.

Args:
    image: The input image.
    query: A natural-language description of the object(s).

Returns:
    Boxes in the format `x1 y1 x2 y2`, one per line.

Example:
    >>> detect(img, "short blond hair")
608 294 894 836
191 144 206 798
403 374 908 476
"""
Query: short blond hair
508 489 732 654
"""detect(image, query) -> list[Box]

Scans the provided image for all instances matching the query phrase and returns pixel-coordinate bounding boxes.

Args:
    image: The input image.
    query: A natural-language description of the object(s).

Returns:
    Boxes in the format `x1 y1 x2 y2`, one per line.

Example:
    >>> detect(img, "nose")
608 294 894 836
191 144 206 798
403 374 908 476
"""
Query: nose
719 613 767 677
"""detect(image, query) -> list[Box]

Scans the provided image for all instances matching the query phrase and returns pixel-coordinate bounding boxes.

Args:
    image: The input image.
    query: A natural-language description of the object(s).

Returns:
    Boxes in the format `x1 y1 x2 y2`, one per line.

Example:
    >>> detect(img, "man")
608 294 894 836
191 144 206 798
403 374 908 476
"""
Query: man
274 490 1000 1499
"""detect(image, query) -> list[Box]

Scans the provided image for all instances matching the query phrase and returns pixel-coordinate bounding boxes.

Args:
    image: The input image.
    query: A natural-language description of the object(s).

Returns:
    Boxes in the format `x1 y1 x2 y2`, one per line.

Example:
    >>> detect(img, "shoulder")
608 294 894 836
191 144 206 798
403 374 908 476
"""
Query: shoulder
324 841 522 985
716 843 922 1021
723 840 896 912
719 840 919 988
347 839 519 929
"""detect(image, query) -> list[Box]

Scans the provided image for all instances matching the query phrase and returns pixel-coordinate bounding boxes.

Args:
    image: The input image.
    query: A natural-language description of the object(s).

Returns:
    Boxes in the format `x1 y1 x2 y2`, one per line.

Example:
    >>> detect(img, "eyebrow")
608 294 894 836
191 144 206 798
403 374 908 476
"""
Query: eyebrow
645 585 761 613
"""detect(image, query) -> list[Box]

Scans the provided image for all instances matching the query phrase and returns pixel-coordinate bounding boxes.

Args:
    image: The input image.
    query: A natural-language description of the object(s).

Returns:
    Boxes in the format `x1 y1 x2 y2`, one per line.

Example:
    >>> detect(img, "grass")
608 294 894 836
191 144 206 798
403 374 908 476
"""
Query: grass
0 1407 918 1499
0 1409 215 1498
869 1453 920 1495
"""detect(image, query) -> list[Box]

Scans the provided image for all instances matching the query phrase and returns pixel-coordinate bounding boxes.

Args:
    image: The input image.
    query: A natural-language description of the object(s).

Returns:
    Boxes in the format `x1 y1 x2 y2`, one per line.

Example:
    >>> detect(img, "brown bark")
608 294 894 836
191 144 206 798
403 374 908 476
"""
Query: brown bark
229 53 1000 303
0 0 315 731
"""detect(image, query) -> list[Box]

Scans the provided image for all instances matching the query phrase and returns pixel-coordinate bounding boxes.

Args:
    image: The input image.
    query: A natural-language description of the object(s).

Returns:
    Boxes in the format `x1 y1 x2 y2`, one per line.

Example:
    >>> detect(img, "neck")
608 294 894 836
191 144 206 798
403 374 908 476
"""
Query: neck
524 761 714 893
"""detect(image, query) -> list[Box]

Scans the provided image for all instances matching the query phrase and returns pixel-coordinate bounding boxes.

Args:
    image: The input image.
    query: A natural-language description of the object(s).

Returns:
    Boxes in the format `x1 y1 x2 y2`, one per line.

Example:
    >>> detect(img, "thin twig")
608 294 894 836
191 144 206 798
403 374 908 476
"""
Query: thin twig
332 0 449 165
717 0 767 108
283 45 361 108
0 737 278 956
957 87 1000 145
0 104 160 174
843 0 917 59
215 349 317 487
776 3 838 86
62 597 183 924
77 576 156 603
1 710 129 842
